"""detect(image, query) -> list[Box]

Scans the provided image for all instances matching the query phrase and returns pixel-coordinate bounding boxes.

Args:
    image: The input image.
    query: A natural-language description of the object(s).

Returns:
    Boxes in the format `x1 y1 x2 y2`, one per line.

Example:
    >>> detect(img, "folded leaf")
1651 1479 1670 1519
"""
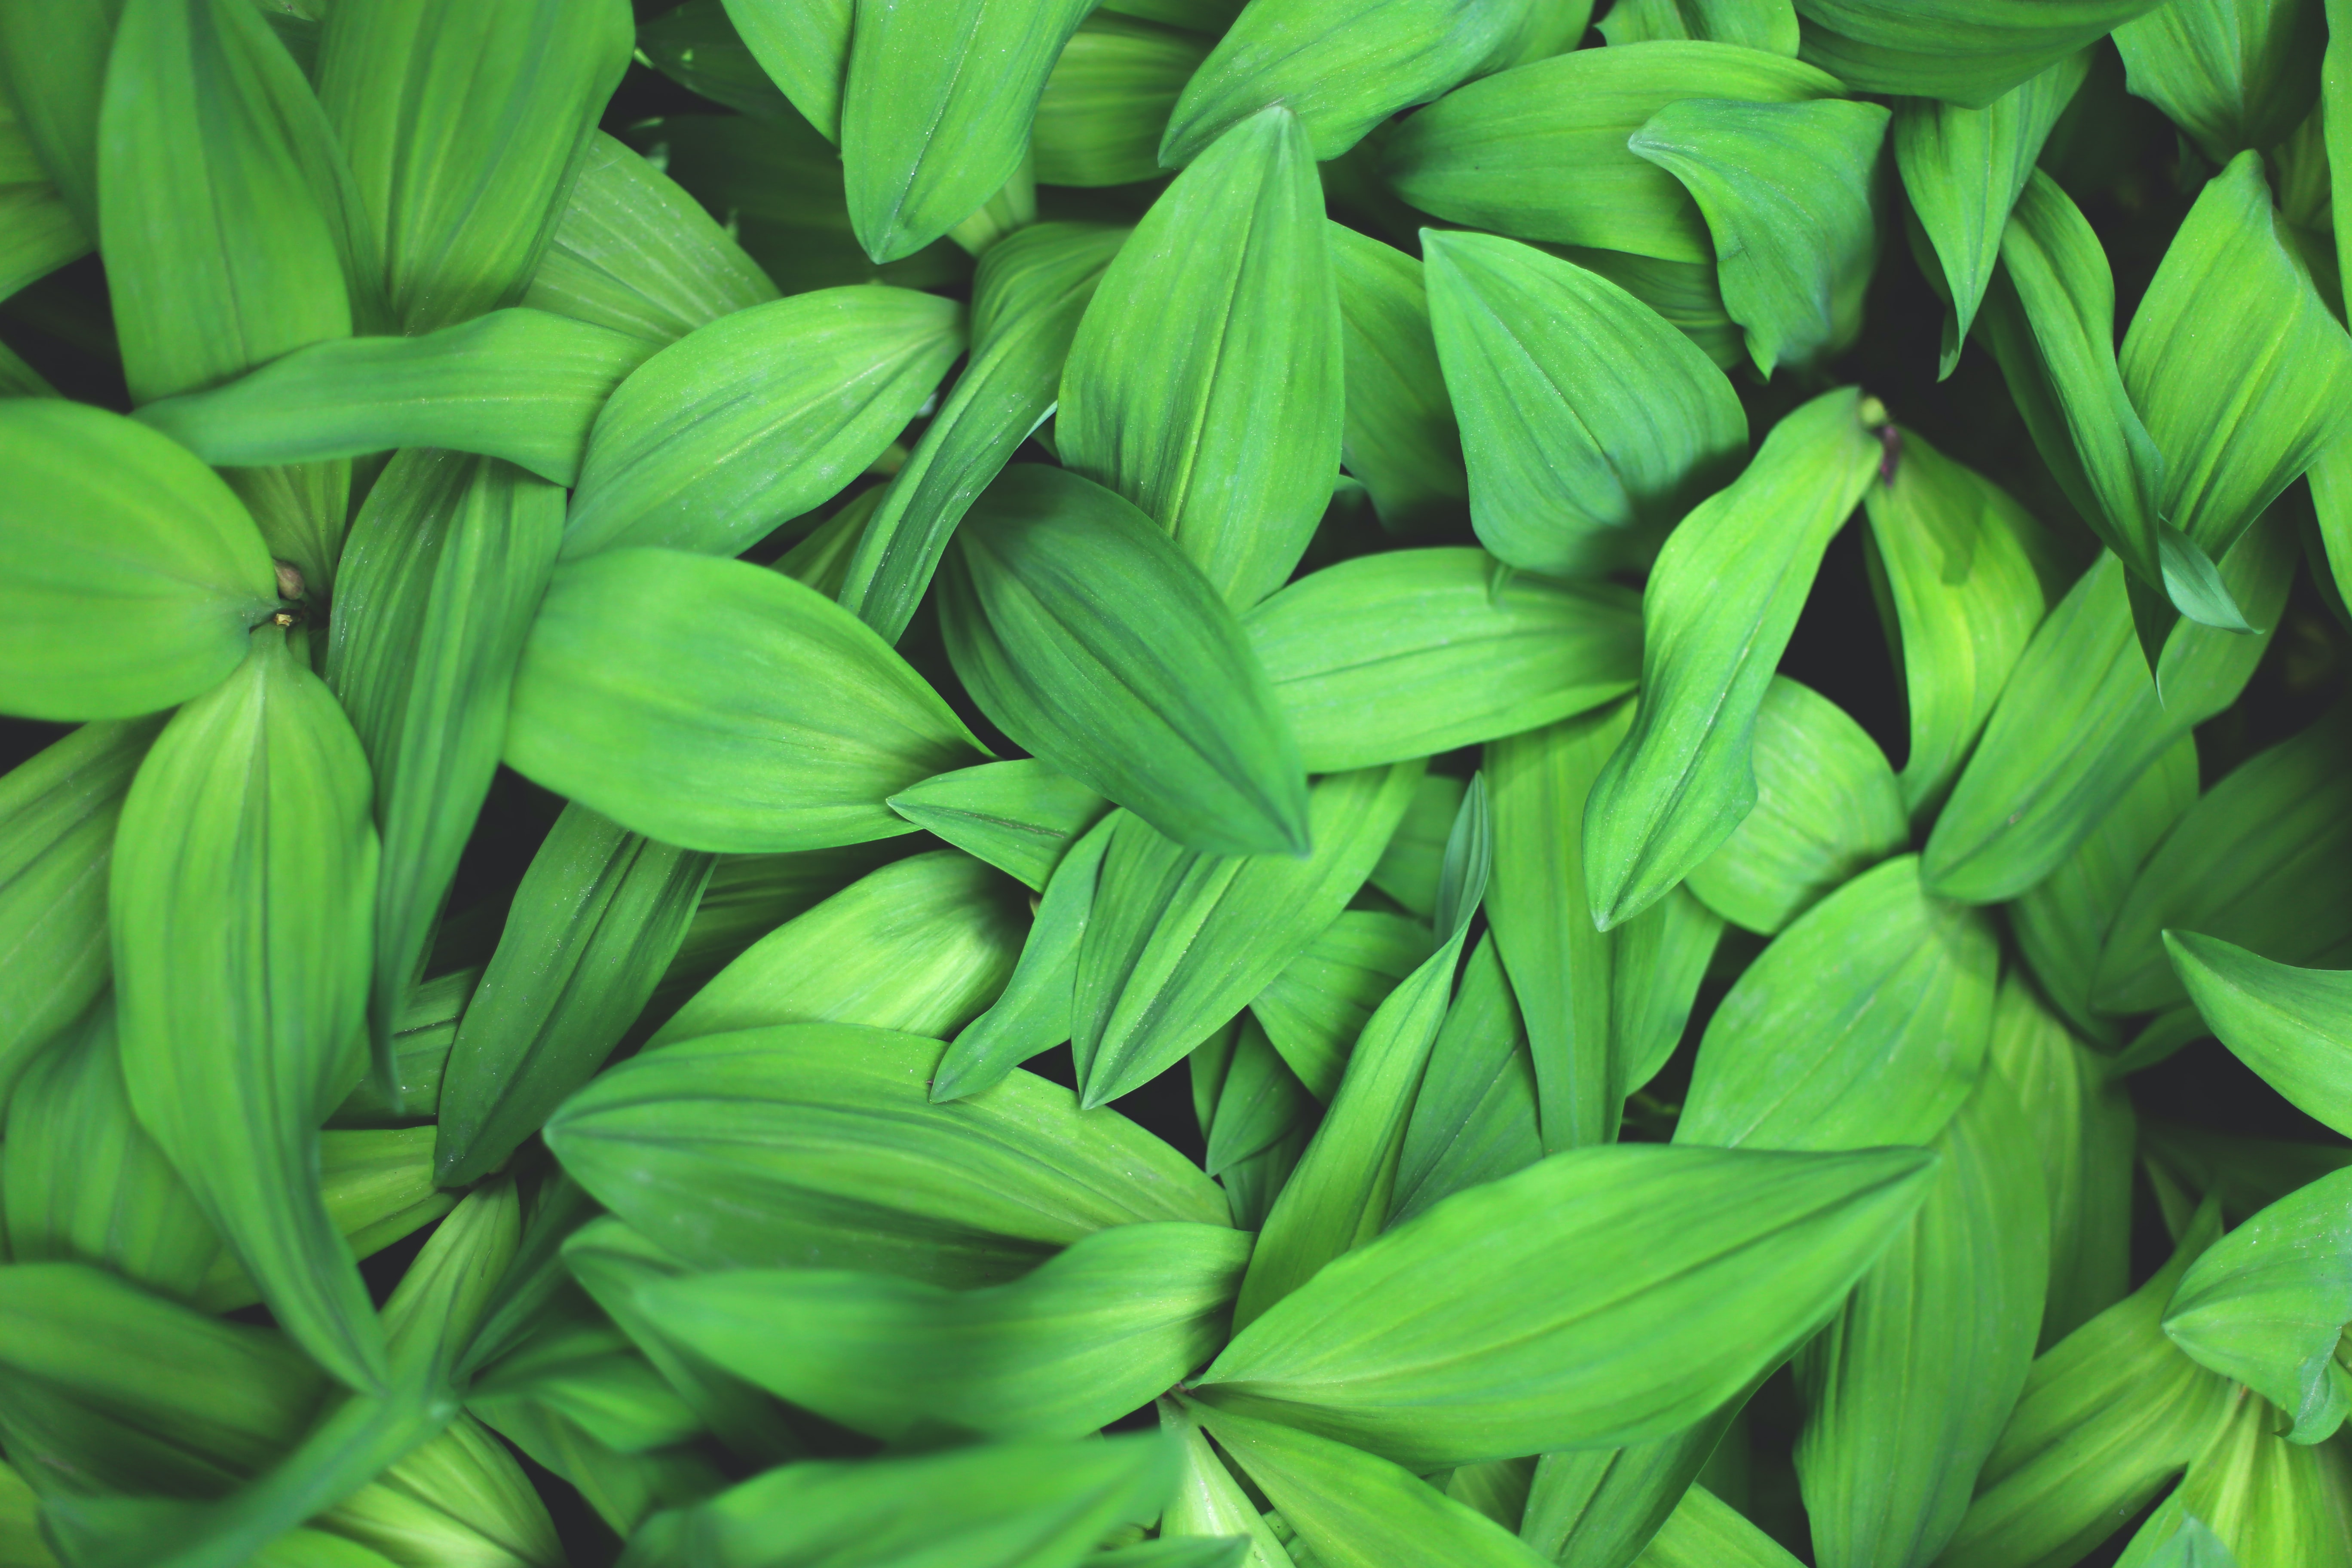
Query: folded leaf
1036 14 1213 186
563 285 964 559
2113 0 2323 161
1423 230 1747 573
1583 386 1885 930
1789 0 2162 107
1060 104 1342 609
0 400 276 721
1159 1408 1302 1568
1204 1013 1315 1176
1381 42 1841 264
1521 1414 1744 1568
543 1023 1228 1286
940 464 1310 858
1250 910 1431 1101
135 310 652 487
888 759 1111 892
1389 932 1542 1225
506 547 984 854
1196 1142 1936 1468
1327 223 1468 533
1685 677 1907 935
195 1126 460 1313
719 0 852 139
2168 932 2352 1140
1243 547 1641 772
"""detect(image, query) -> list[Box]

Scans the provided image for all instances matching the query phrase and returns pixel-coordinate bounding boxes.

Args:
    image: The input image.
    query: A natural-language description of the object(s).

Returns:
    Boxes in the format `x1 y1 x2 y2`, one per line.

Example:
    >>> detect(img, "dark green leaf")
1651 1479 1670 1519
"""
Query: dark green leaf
1600 0 1800 49
2168 932 2352 1140
1389 932 1541 1225
2112 0 2323 161
1789 0 2161 107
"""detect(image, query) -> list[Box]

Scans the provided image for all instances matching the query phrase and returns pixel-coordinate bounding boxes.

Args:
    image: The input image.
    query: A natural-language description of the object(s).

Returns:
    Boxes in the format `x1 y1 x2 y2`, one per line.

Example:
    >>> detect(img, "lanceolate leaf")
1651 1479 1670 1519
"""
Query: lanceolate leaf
1159 1409 1302 1568
1582 386 1885 931
1194 1142 1936 1468
2167 933 2352 1140
1519 1416 1744 1567
0 0 119 232
1600 0 1800 50
327 451 564 1099
135 310 655 487
317 0 632 333
111 628 386 1395
2114 1391 2352 1567
1241 548 1642 772
1059 105 1342 609
505 548 985 854
0 400 276 722
1421 229 1747 574
1788 0 2163 107
1326 223 1469 533
887 760 1111 892
1633 1485 1807 1568
719 0 852 139
939 464 1311 859
434 804 717 1188
563 286 965 560
1389 933 1542 1225
2112 0 2324 161
1250 911 1432 1099
1035 15 1214 187
637 0 799 121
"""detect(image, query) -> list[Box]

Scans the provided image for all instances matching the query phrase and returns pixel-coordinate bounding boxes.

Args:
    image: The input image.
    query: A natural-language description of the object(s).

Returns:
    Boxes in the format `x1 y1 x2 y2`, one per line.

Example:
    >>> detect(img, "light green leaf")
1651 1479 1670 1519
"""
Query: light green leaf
1544 243 1747 369
640 1222 1248 1441
840 0 1092 262
840 221 1125 645
1075 762 1423 1108
2138 1516 2242 1568
1036 14 1213 186
562 285 964 560
1196 1142 1936 1468
1204 1013 1314 1176
1685 677 1907 936
196 1127 460 1314
1678 855 1997 1151
1381 41 1842 264
1250 910 1432 1102
2114 1393 2352 1568
1583 386 1885 931
521 132 780 348
505 547 984 854
1792 1070 2049 1568
1243 547 1641 773
543 1023 1228 1286
465 1309 704 1458
328 451 564 1099
435 804 715 1188
1159 1408 1300 1568
2168 932 2352 1139
1327 223 1468 533
1389 932 1541 1226
1629 96 1890 377
2113 0 2324 161
718 0 851 139
1060 105 1342 609
651 849 1026 1045
1521 1415 1743 1568
643 845 903 1034
1893 52 2087 378
1369 773 1467 919
317 0 631 334
1422 229 1747 574
1632 1485 1803 1567
1601 0 1800 51
940 464 1310 858
1789 0 2163 107
0 399 276 722
1862 426 2052 815
0 0 118 233
888 760 1111 892
135 310 652 487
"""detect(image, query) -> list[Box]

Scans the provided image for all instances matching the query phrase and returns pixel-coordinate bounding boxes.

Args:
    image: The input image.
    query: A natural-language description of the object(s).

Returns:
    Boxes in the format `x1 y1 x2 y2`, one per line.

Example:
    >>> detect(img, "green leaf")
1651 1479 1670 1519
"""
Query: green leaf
1600 0 1800 50
1060 105 1342 609
1074 762 1423 1108
134 310 653 487
543 1023 1228 1286
465 1308 703 1459
2112 0 2324 161
1421 230 1748 574
1629 96 1890 377
2137 1516 2241 1568
2167 932 2352 1140
1547 243 1748 369
2164 1166 2352 1443
505 547 984 854
327 451 563 1099
888 760 1111 892
718 0 852 139
1678 855 1996 1151
1582 385 1885 931
0 177 87 309
646 844 905 1027
650 849 1026 1044
840 0 1091 262
1923 522 2293 903
195 1126 460 1314
1792 1070 2049 1568
522 132 780 347
0 719 156 1105
1389 932 1541 1226
678 1435 1176 1568
1251 910 1431 1102
840 221 1125 644
317 0 631 334
2098 713 2352 1014
635 0 796 120
1937 1201 2237 1568
0 400 276 722
1381 42 1842 265
640 1222 1248 1441
2113 1393 2352 1568
1988 975 2136 1349
1788 0 2162 107
2121 150 2352 562
562 285 964 560
111 627 385 1395
1630 1485 1804 1568
1242 547 1641 773
1158 0 1571 168
1195 1142 1936 1468
1862 426 2052 815
1369 773 1468 919
1204 1013 1315 1176
1685 677 1907 936
1326 223 1468 534
940 465 1310 858
1036 14 1213 187
0 0 117 232
1892 52 2087 378
1159 1408 1301 1568
1521 1415 1743 1568
434 804 715 1187
1176 1397 1553 1568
